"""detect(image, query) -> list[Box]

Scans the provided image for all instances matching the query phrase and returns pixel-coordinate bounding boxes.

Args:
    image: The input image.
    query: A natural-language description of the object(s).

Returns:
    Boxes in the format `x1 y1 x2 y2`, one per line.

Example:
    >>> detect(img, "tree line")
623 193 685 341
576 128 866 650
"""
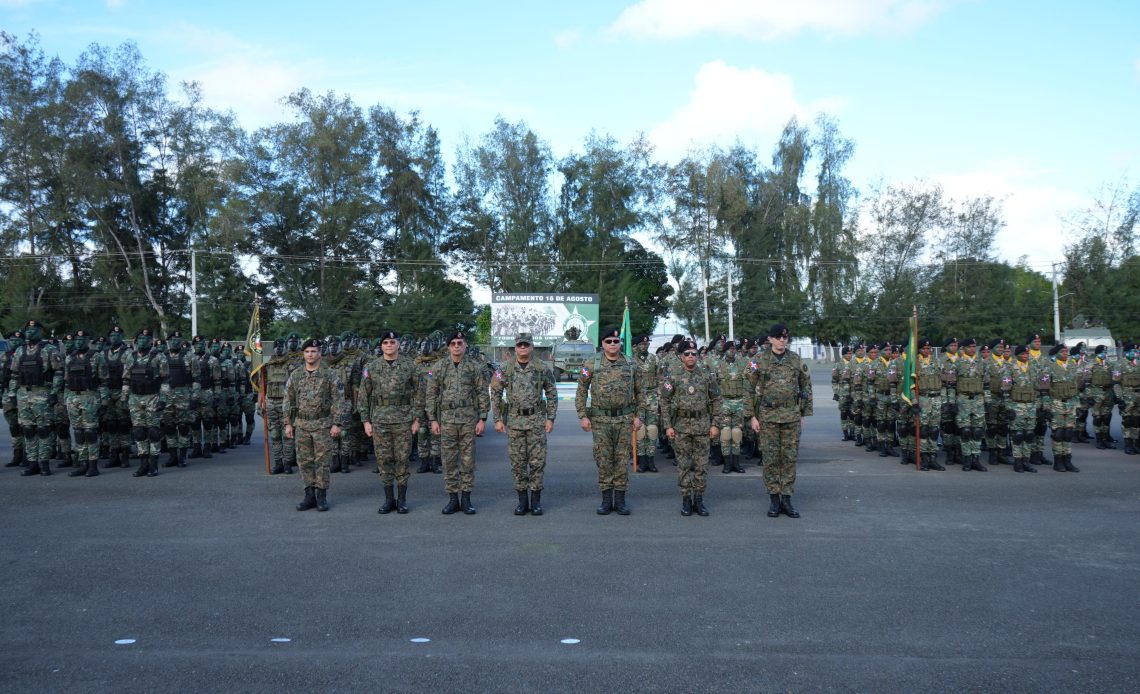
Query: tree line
1 33 1137 345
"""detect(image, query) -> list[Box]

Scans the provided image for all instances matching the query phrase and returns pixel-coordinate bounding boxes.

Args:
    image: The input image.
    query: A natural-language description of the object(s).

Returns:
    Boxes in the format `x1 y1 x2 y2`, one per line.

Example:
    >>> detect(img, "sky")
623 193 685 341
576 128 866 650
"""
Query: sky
3 0 1139 282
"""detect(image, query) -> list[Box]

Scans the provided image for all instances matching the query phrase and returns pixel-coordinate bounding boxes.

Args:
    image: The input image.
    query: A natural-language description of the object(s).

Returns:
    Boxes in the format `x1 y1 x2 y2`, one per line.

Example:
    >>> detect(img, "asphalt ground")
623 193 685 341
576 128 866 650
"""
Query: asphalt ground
2 370 1138 693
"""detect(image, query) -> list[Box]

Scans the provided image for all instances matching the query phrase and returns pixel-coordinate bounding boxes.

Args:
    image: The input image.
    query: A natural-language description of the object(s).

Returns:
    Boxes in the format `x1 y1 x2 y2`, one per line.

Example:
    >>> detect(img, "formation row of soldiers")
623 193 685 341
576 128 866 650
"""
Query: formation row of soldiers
832 334 1140 474
3 321 257 478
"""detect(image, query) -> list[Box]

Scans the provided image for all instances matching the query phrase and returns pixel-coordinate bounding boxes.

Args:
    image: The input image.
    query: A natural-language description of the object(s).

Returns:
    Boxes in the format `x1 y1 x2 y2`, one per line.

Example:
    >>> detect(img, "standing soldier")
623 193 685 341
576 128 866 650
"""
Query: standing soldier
102 327 132 469
912 338 946 471
489 331 558 516
122 329 169 478
261 338 293 474
54 333 76 468
62 329 109 477
415 340 443 474
954 338 987 471
862 343 882 454
575 327 645 516
162 331 200 468
284 338 348 512
940 338 961 466
873 343 899 458
631 334 660 473
9 320 63 476
661 339 722 516
983 339 1011 467
232 347 255 444
427 331 490 515
849 344 868 446
1006 345 1040 473
217 342 241 450
715 340 748 474
359 329 422 514
189 336 220 460
1044 343 1081 472
324 335 354 474
1088 346 1117 449
2 330 25 468
834 346 855 442
1071 344 1093 444
748 324 812 518
1116 342 1140 455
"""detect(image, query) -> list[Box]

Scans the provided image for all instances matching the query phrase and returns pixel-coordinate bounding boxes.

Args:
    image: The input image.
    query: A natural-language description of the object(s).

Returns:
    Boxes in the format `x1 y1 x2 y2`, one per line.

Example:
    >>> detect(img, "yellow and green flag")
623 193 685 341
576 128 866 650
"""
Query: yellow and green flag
900 313 918 405
619 300 632 358
245 299 265 390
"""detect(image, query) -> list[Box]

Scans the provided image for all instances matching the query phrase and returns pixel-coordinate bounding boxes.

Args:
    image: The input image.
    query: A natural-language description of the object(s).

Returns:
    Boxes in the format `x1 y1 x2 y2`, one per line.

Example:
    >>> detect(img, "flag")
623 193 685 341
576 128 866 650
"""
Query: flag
245 300 265 389
899 314 918 405
619 302 632 358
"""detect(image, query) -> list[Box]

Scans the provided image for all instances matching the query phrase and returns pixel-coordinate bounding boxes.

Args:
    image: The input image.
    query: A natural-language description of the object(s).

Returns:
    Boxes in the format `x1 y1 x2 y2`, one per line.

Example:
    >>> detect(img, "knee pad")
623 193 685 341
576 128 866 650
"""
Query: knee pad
1064 427 1076 442
731 428 742 445
84 428 100 444
133 426 147 442
55 421 70 438
1011 430 1024 444
944 421 957 435
177 423 191 436
164 422 177 436
719 428 731 446
148 426 163 443
37 425 54 439
645 424 658 441
10 423 21 437
958 426 971 441
1034 422 1046 436
877 421 889 433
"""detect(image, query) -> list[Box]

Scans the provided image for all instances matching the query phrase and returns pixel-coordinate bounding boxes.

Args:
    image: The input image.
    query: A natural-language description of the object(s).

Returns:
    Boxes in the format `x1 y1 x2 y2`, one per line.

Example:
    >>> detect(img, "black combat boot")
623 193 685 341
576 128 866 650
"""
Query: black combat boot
613 490 630 515
5 447 23 467
442 493 460 515
961 454 972 471
596 489 614 515
855 432 864 446
1125 439 1138 455
179 448 188 467
530 490 542 516
296 486 316 511
20 460 41 476
69 459 88 477
37 459 51 476
396 485 409 514
767 494 781 517
188 443 202 459
330 455 342 473
681 495 693 516
315 487 329 512
85 458 99 476
514 490 530 516
162 449 178 467
722 455 732 473
930 453 945 471
133 456 148 477
416 454 432 473
645 455 658 473
378 484 396 514
1062 454 1079 473
1053 454 1066 472
432 456 442 474
972 454 988 472
460 491 476 515
987 450 998 467
60 451 76 468
693 494 709 516
779 495 800 518
1095 434 1108 450
340 456 350 473
1023 458 1037 473
146 455 159 477
1012 457 1024 473
242 431 252 445
270 457 284 475
732 454 746 473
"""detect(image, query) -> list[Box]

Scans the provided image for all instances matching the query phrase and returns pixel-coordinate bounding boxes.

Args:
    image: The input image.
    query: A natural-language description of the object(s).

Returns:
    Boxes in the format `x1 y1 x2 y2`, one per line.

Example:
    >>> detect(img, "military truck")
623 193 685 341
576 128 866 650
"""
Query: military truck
552 327 595 381
1063 316 1115 357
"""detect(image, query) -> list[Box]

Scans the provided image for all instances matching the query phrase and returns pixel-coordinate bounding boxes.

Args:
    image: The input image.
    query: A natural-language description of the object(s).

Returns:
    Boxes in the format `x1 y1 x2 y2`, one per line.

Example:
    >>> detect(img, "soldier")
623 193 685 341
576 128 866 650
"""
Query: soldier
631 334 660 473
575 327 644 516
1006 345 1040 473
284 338 348 512
359 329 422 514
490 331 557 516
983 339 1012 467
261 337 293 474
862 343 882 454
1087 345 1117 449
62 329 109 477
748 323 812 518
834 346 855 442
189 336 219 460
940 337 961 466
911 338 946 471
54 332 76 467
1071 344 1093 444
415 339 443 474
1116 342 1140 455
849 344 868 447
715 340 748 474
161 331 201 468
122 329 169 478
232 347 255 444
873 342 899 458
217 342 241 450
427 331 490 515
101 327 133 469
2 330 25 468
1044 343 1080 472
9 320 63 476
661 339 722 516
954 338 987 471
324 335 355 474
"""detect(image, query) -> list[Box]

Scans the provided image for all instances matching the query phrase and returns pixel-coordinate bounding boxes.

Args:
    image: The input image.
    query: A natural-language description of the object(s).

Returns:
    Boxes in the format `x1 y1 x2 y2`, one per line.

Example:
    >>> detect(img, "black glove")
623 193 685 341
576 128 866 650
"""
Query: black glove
47 393 58 407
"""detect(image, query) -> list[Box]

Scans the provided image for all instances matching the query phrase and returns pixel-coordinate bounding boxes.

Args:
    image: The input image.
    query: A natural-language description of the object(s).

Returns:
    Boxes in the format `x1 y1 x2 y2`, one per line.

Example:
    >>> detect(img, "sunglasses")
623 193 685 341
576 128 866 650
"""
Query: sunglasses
515 342 532 348
449 340 465 346
603 339 621 344
682 351 697 357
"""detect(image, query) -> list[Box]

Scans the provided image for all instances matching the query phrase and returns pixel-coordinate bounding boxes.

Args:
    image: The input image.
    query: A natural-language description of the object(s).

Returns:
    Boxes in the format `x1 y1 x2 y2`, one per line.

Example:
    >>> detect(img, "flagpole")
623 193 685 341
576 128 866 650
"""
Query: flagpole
624 296 638 472
913 306 921 471
260 369 270 475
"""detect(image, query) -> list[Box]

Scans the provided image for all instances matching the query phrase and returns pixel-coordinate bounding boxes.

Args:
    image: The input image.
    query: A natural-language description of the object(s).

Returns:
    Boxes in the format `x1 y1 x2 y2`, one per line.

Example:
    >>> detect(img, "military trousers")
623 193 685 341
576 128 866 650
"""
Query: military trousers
589 414 632 491
507 425 547 492
440 422 477 493
372 423 413 486
758 420 801 495
673 429 710 495
64 390 101 462
294 423 332 490
17 387 56 463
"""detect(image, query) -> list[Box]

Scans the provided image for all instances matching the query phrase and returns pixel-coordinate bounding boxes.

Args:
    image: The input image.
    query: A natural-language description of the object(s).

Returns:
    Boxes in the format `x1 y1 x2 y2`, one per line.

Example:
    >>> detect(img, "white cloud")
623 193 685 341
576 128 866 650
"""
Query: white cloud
648 60 842 162
610 0 950 41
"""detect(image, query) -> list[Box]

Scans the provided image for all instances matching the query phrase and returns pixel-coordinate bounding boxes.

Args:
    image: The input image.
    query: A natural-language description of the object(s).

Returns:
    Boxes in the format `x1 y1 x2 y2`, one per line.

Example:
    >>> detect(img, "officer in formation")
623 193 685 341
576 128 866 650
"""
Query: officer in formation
489 331 558 516
161 331 201 468
358 329 422 514
7 320 64 476
631 335 660 473
660 338 722 516
284 338 349 512
2 329 26 469
715 340 749 474
427 330 489 515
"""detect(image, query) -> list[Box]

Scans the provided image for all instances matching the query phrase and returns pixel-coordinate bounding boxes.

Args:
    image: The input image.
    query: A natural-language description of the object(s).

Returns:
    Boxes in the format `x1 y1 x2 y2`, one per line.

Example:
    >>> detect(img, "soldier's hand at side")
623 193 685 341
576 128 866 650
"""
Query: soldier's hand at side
284 424 294 439
431 421 440 436
475 419 486 436
545 419 553 434
330 425 342 438
633 416 642 432
709 426 719 439
410 419 419 436
751 416 761 433
494 420 505 434
580 417 591 432
363 421 373 438
666 427 676 440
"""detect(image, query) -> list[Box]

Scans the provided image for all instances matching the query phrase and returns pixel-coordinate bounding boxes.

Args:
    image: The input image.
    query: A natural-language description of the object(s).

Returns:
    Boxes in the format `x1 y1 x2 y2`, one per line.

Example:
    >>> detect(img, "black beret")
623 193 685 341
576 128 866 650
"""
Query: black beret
944 337 958 348
989 339 1004 350
671 334 685 344
1028 333 1042 342
301 338 320 350
1014 345 1029 356
1048 344 1064 357
446 330 467 343
601 328 621 341
378 329 398 341
841 346 852 355
962 338 977 348
169 330 183 339
918 338 932 349
768 323 789 339
678 339 698 353
633 334 649 345
1094 345 1106 355
1070 343 1082 355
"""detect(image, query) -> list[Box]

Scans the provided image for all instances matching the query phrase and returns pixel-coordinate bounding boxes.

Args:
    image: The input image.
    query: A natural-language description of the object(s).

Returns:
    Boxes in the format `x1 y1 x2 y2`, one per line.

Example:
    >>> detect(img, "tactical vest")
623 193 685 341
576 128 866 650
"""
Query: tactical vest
129 357 160 395
957 375 983 395
17 349 45 387
1122 372 1140 389
0 353 10 388
168 356 191 387
720 367 747 398
107 351 125 389
198 355 214 388
1049 380 1077 400
1010 385 1036 403
988 370 1006 393
874 368 890 393
66 352 95 392
1090 367 1111 387
266 362 287 399
917 373 941 392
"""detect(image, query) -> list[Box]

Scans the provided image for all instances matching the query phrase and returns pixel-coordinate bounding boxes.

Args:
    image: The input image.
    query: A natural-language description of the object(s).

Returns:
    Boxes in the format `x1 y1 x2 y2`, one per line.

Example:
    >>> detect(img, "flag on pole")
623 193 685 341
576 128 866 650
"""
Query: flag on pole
245 297 265 389
619 297 632 358
899 312 918 405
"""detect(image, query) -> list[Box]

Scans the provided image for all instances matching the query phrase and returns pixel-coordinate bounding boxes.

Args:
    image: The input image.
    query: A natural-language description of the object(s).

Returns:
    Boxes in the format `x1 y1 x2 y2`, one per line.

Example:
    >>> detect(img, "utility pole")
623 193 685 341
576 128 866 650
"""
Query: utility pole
1051 262 1061 343
726 263 735 342
191 249 198 337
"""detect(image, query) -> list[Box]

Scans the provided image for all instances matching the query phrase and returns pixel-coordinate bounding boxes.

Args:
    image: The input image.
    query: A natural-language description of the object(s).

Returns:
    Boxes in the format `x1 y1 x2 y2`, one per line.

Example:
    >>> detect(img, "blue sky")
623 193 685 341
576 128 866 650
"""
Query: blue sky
4 0 1139 276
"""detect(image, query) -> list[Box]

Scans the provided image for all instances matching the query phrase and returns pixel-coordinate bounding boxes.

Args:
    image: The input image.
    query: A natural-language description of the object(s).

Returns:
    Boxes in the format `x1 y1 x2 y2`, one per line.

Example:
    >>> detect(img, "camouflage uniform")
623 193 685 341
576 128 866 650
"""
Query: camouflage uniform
632 339 660 472
284 362 349 496
983 352 1011 466
414 352 442 473
849 351 868 446
233 351 256 444
1006 355 1041 472
1 334 24 468
122 335 170 477
714 352 749 472
358 350 422 511
1087 351 1117 448
913 349 945 470
54 336 74 466
953 348 987 471
872 352 899 457
325 340 357 472
1115 346 1140 454
217 344 240 449
9 324 64 476
262 345 296 473
834 352 854 441
191 340 222 459
940 345 961 465
575 348 644 514
162 337 201 467
747 339 812 516
101 334 133 468
1044 352 1080 472
661 354 723 511
489 353 557 509
427 352 490 502
62 335 109 476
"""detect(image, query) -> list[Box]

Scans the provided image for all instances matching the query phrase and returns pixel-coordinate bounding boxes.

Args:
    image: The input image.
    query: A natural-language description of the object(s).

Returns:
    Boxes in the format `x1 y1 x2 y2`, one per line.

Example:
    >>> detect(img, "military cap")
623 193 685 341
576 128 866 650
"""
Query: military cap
725 340 737 350
601 328 621 341
378 329 398 341
633 334 649 345
25 319 42 329
514 331 533 346
446 330 467 344
1094 345 1106 355
962 337 977 348
944 337 958 348
918 338 933 349
768 323 789 339
169 330 183 339
300 338 320 350
1070 343 1082 356
74 329 90 337
841 345 852 356
137 327 152 337
191 333 205 343
1048 343 1065 357
1028 333 1042 343
1014 345 1029 356
678 339 698 353
670 334 685 344
989 339 1004 350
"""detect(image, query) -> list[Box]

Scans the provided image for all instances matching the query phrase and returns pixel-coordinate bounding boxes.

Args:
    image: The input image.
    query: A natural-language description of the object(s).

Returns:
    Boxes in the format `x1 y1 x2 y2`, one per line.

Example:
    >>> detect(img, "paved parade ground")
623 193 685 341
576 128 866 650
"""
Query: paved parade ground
2 374 1138 692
